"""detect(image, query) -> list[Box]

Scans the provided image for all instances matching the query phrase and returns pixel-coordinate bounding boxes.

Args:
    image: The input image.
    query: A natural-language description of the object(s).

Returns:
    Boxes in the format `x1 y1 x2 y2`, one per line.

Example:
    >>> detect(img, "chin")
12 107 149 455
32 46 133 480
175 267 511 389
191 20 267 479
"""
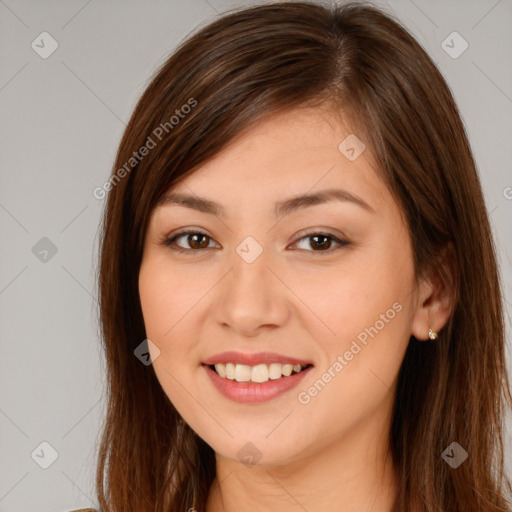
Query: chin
205 434 310 468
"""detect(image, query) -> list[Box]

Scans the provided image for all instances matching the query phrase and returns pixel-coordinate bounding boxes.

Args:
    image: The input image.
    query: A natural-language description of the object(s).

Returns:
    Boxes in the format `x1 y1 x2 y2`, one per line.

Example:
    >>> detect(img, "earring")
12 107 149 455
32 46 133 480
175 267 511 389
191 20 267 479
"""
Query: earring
428 327 438 340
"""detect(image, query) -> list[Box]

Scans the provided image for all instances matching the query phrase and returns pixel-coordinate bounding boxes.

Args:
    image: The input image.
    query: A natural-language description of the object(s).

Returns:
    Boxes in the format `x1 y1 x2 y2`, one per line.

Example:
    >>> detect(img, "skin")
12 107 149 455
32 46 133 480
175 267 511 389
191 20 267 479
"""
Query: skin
138 105 453 512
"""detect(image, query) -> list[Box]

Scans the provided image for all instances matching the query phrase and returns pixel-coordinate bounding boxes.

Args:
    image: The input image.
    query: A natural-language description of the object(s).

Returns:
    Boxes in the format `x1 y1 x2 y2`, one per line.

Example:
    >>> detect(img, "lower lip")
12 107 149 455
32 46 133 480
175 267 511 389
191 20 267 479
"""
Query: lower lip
202 364 313 403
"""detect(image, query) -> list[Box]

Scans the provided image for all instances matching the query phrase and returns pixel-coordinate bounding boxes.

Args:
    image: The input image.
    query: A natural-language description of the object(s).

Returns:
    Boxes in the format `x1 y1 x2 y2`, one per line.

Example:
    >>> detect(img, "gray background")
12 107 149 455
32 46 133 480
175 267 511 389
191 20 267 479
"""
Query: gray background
0 0 511 510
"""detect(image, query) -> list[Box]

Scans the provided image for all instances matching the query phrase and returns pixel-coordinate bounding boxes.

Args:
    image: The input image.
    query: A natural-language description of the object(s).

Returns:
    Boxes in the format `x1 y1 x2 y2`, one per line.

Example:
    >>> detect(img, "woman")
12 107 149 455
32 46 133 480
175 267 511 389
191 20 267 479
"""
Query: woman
93 1 512 511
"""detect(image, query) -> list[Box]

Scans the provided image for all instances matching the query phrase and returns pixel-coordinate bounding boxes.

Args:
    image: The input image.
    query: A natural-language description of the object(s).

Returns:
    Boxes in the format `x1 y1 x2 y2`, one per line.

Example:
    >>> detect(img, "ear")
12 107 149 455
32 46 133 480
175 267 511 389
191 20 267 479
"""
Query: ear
411 243 456 341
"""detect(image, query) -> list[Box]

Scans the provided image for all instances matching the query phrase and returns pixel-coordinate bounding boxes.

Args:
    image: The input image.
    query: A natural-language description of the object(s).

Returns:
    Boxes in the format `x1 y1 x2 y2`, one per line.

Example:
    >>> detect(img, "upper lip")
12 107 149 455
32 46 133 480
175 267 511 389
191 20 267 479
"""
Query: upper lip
202 351 313 366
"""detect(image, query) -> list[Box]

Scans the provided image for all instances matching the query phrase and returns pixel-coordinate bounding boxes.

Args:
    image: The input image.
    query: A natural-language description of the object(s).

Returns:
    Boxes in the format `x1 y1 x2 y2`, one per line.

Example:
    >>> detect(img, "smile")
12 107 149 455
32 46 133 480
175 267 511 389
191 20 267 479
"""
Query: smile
211 362 310 383
202 362 314 403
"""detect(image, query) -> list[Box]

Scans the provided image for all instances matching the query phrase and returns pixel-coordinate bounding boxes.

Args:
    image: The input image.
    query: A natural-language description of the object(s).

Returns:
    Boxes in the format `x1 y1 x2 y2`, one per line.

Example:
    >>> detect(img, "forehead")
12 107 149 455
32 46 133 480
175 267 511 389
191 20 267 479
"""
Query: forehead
161 106 386 215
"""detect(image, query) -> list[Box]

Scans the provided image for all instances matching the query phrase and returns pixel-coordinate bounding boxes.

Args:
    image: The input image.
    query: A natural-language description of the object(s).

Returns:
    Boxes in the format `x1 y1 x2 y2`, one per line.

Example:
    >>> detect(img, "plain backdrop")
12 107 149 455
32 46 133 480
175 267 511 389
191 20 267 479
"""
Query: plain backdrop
0 0 511 510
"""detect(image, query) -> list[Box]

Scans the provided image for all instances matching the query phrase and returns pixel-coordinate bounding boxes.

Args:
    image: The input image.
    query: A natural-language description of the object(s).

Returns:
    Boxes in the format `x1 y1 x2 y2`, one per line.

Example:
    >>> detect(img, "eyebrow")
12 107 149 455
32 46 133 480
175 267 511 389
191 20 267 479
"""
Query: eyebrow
156 188 375 218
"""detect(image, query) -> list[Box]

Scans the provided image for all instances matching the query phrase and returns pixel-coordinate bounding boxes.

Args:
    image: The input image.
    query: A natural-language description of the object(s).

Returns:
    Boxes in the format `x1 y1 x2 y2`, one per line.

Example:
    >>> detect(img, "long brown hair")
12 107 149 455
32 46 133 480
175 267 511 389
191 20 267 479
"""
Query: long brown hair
95 1 512 510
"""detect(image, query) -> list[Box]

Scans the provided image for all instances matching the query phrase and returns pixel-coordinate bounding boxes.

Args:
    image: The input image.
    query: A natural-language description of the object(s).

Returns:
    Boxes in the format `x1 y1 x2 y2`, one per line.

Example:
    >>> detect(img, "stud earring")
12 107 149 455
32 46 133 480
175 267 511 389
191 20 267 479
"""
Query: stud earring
428 327 438 340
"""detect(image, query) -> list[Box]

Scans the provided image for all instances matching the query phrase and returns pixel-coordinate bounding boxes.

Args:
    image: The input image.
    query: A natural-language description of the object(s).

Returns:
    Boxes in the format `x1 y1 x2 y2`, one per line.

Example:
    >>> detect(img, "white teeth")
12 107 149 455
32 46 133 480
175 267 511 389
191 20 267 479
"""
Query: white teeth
282 364 293 376
234 364 251 382
225 362 235 380
214 363 226 378
251 364 269 383
211 362 306 382
268 363 282 380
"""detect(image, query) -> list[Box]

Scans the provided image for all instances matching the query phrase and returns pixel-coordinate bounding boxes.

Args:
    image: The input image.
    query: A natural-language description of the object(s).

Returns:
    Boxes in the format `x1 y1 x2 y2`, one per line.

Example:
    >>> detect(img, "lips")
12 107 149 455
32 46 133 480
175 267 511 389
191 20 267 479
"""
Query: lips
202 362 314 403
202 351 313 366
201 351 315 403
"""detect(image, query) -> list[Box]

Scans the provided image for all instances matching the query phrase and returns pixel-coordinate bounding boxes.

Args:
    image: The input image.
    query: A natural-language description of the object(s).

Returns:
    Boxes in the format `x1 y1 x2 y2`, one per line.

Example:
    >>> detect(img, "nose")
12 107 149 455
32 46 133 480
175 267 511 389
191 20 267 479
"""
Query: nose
214 245 290 337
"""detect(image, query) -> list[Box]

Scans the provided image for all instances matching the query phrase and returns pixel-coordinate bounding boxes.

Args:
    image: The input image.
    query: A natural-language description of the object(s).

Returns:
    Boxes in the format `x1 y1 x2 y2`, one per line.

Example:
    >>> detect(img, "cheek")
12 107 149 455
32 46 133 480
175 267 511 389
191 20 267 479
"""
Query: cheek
138 257 216 398
294 236 415 400
138 260 202 407
138 268 169 339
139 257 199 340
292 238 414 344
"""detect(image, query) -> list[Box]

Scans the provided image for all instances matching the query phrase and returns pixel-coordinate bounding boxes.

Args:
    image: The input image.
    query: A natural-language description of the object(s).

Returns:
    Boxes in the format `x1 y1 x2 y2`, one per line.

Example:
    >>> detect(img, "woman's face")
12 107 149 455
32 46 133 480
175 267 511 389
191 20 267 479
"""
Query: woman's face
139 106 420 467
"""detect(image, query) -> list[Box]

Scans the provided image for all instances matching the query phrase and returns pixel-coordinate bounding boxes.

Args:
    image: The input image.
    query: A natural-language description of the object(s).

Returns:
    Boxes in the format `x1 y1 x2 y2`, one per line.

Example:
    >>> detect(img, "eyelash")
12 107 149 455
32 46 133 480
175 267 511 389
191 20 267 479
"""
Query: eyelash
160 229 350 255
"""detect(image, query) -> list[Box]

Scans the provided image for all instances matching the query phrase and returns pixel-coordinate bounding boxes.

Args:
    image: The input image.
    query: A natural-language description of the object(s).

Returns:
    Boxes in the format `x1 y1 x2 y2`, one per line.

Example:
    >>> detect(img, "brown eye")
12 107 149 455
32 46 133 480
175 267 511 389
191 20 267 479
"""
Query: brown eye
163 230 217 253
186 233 210 249
292 232 349 253
309 234 333 251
